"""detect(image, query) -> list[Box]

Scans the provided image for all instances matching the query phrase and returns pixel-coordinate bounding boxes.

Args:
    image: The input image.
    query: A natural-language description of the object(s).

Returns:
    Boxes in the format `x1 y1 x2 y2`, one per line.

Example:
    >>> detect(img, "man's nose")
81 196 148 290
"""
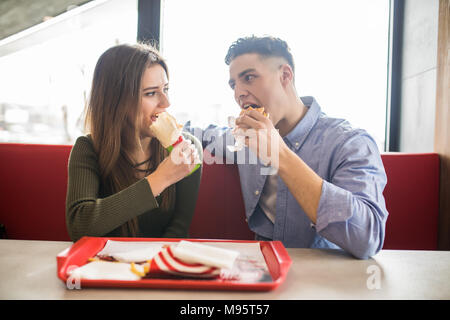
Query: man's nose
234 83 248 106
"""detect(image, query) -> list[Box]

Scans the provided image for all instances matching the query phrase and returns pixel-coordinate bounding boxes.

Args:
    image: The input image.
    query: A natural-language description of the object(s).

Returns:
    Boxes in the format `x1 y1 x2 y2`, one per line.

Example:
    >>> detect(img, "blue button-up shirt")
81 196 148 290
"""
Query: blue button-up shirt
185 96 388 259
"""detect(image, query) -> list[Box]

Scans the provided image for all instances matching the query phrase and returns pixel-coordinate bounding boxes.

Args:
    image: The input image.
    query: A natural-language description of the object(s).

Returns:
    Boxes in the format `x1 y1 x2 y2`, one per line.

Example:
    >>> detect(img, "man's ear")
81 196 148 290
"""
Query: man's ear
280 64 294 87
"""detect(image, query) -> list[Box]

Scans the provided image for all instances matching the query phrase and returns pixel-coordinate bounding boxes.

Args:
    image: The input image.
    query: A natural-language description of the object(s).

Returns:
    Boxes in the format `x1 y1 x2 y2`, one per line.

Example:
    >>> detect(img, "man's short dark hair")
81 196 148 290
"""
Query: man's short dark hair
225 36 295 74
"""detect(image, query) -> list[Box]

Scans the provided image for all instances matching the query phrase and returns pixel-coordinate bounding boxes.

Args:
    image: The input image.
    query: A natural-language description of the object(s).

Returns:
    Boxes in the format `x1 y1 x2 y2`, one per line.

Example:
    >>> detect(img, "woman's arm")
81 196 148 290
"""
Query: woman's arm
162 166 202 238
65 136 159 242
162 132 203 238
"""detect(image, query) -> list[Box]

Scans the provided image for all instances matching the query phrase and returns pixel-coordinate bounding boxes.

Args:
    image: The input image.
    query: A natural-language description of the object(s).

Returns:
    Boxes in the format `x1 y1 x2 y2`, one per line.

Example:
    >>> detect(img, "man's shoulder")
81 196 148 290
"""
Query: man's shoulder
316 113 369 143
312 113 380 160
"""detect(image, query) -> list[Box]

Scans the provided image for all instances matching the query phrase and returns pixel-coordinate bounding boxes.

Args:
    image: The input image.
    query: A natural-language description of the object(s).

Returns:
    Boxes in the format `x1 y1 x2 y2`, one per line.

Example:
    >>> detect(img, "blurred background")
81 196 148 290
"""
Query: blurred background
0 0 440 154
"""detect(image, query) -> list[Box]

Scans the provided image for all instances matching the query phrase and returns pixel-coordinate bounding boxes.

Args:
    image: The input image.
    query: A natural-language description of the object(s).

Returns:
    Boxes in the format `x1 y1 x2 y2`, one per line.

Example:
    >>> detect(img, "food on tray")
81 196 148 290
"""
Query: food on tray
97 245 164 263
146 244 222 279
69 241 240 281
172 240 239 270
69 261 143 281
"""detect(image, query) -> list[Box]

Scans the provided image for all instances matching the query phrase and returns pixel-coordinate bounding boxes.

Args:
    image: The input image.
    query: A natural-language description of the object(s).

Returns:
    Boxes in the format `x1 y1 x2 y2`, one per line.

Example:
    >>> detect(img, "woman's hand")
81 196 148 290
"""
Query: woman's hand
146 140 200 196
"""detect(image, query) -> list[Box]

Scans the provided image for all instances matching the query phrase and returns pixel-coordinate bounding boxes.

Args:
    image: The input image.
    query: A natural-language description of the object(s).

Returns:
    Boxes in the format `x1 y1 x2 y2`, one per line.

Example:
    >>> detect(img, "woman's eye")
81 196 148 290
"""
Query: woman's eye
145 91 156 97
164 87 169 94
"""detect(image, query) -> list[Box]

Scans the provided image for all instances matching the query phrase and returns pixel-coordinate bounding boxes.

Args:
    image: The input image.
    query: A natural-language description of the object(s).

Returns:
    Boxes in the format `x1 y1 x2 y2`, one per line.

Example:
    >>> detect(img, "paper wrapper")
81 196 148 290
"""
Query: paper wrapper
226 107 269 152
70 240 271 282
149 111 200 174
149 112 183 148
147 244 222 279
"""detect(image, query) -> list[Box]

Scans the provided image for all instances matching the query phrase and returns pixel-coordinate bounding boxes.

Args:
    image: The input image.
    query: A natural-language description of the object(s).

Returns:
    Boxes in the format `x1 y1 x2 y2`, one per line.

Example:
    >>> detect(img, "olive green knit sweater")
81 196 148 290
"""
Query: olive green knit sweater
65 132 202 242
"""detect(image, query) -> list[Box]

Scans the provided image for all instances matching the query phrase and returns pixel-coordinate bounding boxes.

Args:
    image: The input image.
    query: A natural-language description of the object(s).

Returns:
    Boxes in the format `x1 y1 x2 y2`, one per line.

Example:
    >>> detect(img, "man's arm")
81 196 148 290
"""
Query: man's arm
183 121 236 163
277 144 323 223
237 109 388 259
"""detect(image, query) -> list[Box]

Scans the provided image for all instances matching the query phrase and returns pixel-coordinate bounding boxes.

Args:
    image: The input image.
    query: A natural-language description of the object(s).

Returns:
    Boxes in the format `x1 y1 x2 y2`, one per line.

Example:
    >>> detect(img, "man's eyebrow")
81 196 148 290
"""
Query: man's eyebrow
238 68 256 78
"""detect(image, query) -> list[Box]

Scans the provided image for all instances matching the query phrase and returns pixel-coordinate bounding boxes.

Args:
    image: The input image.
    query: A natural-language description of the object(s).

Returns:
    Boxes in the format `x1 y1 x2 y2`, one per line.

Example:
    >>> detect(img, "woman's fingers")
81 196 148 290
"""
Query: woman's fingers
171 140 200 166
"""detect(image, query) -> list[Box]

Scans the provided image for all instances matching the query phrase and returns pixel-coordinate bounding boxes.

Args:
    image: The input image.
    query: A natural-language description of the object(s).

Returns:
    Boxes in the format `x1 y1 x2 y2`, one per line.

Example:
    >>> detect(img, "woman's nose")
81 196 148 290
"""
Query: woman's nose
159 92 170 109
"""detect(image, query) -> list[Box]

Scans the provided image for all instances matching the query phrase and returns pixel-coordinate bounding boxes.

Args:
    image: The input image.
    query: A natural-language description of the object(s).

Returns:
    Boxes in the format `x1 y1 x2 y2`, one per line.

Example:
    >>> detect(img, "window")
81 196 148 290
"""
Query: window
0 0 137 144
0 0 390 149
161 0 390 150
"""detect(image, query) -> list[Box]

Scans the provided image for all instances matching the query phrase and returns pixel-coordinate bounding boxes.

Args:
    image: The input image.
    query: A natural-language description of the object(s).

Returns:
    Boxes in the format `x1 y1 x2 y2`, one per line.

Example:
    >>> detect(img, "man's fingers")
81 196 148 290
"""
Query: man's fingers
236 110 268 130
236 114 261 129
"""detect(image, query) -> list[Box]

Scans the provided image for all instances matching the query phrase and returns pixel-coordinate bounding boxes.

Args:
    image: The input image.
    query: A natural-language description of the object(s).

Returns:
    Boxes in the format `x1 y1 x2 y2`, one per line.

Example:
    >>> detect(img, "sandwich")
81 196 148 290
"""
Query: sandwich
227 104 269 152
149 111 201 174
240 104 269 118
149 112 184 149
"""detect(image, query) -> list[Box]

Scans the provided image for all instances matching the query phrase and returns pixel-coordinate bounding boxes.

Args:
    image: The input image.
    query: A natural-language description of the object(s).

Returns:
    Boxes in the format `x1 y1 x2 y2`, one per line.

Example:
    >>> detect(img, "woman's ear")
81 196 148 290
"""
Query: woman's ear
280 64 294 87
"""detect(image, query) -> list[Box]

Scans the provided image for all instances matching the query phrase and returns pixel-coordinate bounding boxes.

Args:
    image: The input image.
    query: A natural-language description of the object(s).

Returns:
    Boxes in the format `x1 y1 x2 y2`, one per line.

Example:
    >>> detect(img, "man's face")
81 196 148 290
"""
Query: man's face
228 53 286 126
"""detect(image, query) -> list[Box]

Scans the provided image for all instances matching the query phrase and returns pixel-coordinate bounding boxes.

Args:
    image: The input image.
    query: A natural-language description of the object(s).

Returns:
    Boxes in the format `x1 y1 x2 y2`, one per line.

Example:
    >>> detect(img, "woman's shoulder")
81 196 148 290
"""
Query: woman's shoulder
71 135 97 160
73 134 94 150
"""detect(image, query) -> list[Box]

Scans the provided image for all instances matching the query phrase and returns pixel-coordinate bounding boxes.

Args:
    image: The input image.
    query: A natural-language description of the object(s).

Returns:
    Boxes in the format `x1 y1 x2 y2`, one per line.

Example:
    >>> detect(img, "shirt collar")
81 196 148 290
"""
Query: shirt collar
283 96 321 152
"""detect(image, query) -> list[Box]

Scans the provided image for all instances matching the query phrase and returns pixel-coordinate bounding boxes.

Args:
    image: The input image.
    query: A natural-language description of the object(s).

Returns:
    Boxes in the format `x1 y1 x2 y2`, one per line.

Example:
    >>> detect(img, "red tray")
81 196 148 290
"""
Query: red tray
57 237 292 291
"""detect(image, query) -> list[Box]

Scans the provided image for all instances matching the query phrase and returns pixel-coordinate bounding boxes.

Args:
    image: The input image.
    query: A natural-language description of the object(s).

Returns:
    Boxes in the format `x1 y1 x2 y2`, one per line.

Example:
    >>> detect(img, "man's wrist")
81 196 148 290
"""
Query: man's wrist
277 143 293 174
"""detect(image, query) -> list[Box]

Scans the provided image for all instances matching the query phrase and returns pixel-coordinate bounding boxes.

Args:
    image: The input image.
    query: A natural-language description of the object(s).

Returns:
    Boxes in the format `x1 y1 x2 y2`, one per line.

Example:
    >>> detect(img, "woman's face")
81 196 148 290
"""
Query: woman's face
139 64 170 138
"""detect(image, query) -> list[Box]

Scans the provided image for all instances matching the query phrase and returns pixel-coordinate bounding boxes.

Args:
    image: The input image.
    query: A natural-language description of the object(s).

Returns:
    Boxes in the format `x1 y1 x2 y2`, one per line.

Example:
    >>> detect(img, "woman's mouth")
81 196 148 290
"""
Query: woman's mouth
150 113 160 123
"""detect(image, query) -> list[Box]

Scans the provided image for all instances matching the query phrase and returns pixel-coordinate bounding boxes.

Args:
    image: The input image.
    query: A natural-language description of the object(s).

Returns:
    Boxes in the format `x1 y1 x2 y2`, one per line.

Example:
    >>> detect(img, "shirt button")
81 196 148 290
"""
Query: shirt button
255 190 259 195
295 142 300 147
245 218 248 223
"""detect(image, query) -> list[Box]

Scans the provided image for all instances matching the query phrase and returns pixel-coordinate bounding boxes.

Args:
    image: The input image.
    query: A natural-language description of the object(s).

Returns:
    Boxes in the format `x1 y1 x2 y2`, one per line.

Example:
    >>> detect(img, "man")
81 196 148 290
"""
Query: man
186 36 388 259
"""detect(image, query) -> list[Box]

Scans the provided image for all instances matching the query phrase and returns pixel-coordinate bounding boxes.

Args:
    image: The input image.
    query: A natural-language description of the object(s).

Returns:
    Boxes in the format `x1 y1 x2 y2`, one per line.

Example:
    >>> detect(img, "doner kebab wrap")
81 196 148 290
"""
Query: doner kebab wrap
227 104 269 152
149 112 201 174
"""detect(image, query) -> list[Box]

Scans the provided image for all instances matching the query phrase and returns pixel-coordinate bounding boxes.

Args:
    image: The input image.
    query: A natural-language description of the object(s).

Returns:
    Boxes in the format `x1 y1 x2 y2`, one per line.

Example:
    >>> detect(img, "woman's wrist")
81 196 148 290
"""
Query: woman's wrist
146 171 168 197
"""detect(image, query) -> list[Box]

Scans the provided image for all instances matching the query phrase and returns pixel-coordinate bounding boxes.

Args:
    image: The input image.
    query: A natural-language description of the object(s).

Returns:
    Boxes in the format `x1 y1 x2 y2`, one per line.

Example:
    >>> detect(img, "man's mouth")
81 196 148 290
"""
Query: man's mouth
243 103 262 110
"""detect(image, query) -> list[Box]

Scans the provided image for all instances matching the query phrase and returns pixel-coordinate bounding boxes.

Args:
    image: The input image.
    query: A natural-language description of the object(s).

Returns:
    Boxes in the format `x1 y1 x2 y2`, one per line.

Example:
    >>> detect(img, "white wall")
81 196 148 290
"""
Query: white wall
399 0 439 152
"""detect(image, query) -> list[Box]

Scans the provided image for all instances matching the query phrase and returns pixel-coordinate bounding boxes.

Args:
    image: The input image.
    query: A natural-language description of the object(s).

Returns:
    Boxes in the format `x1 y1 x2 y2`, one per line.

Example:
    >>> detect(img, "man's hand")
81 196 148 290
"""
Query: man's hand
235 109 323 223
234 109 284 168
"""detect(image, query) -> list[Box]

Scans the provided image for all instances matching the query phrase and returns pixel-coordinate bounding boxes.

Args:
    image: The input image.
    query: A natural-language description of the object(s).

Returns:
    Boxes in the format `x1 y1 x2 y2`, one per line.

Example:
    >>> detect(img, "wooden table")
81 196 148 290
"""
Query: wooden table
0 239 449 300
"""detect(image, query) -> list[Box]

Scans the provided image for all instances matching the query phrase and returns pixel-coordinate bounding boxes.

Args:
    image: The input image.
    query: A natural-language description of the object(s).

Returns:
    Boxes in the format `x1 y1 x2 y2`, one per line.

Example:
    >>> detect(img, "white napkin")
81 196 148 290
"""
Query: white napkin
69 261 143 281
109 247 163 263
226 116 246 152
171 240 239 270
97 241 165 263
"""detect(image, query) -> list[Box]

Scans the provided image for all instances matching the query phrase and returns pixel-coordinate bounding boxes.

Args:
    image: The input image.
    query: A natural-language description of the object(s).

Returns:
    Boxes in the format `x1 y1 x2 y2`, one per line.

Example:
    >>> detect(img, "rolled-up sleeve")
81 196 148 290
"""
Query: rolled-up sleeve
315 134 388 259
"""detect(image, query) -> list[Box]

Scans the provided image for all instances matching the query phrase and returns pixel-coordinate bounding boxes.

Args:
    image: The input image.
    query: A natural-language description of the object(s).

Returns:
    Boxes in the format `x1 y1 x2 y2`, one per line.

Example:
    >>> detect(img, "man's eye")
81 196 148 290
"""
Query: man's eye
244 75 255 82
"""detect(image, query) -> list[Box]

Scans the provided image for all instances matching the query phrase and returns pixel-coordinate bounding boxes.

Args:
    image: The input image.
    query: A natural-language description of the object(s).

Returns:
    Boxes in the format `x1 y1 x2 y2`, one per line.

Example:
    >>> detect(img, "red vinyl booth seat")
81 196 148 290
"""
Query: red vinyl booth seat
381 153 439 250
0 143 440 250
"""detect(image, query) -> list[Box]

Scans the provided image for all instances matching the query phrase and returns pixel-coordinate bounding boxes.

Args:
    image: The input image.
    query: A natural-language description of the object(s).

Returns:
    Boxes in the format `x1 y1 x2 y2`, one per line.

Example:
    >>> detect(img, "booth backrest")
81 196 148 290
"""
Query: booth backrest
0 143 440 250
381 153 439 250
0 143 72 241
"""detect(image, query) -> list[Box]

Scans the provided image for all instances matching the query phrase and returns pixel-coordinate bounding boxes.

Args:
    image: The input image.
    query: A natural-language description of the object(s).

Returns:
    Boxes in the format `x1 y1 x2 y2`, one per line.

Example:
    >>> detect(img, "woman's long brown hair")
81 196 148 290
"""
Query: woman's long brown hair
85 43 175 236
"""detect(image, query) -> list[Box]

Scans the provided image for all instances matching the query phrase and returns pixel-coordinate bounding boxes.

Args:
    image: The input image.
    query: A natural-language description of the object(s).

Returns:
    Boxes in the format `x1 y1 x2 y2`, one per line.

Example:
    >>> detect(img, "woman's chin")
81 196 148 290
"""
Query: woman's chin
140 129 155 140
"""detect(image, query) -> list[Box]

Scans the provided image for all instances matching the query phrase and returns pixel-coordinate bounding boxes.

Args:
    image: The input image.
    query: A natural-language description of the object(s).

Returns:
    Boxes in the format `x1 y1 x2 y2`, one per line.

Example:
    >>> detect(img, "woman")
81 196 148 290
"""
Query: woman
66 43 202 242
